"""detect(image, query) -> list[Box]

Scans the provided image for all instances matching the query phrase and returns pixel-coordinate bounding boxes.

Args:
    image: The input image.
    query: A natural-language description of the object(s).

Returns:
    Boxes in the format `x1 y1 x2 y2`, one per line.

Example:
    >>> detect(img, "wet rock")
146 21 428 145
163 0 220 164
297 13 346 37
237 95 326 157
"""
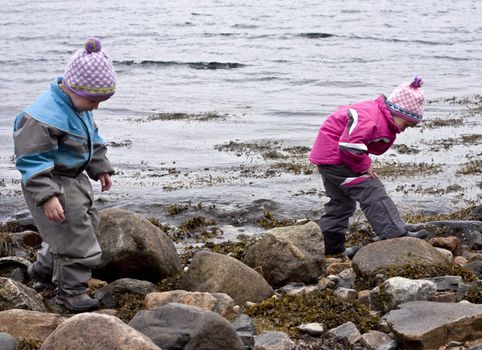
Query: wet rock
360 330 393 350
317 277 336 290
465 260 482 278
429 236 460 252
277 282 318 296
0 277 47 312
369 277 437 313
357 290 370 306
0 309 66 342
352 237 448 276
435 247 453 262
0 256 31 284
243 221 324 288
426 275 463 291
0 332 16 350
298 322 324 336
386 301 482 349
129 303 244 350
453 256 468 266
337 268 356 289
334 287 357 300
253 331 295 350
94 278 157 308
180 251 273 305
326 321 362 345
95 208 181 282
41 313 160 350
145 290 236 319
233 314 256 349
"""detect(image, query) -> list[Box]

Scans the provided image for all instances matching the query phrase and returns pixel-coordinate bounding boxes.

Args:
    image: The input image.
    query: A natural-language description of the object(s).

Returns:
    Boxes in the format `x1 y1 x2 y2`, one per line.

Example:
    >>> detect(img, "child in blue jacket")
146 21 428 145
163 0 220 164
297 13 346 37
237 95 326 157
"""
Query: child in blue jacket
13 37 116 312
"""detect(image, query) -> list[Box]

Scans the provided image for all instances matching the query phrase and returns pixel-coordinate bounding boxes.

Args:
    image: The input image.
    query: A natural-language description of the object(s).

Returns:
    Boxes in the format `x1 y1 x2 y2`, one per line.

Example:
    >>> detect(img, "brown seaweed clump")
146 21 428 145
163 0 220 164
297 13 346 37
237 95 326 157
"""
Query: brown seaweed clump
115 293 146 323
465 283 482 304
15 339 43 350
0 230 16 257
256 210 296 230
403 205 478 223
355 263 478 290
244 290 379 338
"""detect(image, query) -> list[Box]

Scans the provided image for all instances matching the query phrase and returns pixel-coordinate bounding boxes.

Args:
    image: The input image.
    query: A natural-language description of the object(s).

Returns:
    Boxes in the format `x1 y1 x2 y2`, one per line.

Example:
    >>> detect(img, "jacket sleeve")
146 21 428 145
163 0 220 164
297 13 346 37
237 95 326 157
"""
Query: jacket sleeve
337 108 377 174
85 122 114 181
13 113 63 206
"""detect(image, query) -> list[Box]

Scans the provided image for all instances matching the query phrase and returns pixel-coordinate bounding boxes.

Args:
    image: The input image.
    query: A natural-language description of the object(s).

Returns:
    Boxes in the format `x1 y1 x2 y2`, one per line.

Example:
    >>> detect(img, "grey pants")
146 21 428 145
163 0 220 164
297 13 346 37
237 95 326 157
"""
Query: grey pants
317 165 406 255
23 173 102 295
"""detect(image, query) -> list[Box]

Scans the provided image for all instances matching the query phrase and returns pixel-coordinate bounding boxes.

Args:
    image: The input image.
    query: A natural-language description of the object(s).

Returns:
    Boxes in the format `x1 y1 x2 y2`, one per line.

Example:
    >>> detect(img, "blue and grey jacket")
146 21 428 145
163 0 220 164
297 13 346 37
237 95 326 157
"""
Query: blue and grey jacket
13 77 114 206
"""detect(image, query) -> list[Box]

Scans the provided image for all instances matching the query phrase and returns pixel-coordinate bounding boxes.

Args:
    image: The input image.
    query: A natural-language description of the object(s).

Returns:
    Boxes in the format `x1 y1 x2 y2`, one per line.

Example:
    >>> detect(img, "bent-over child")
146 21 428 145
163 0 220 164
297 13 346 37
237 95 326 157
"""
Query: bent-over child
13 37 116 311
309 76 428 258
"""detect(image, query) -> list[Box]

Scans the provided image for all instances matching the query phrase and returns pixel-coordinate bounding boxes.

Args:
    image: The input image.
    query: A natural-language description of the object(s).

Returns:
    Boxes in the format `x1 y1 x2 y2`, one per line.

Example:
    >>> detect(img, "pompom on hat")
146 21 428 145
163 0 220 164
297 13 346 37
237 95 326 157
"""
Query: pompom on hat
63 37 116 101
386 75 424 124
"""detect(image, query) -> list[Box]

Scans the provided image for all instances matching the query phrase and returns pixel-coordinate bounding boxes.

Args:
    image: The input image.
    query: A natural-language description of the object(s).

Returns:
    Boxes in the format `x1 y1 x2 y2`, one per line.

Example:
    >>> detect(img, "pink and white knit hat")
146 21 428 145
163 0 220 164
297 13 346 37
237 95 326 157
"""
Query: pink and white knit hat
387 76 424 124
63 37 116 101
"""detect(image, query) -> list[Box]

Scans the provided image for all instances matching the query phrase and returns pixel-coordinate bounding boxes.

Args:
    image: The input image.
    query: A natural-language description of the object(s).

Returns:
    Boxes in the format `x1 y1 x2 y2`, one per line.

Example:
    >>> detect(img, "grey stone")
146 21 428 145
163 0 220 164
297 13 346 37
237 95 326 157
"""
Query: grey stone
426 275 462 291
243 221 324 288
0 309 66 343
386 301 482 349
180 251 273 305
0 257 32 284
353 237 448 276
0 277 47 312
233 314 256 349
95 208 181 283
41 313 160 350
0 332 16 350
145 290 236 319
334 287 357 300
129 303 244 350
337 268 356 289
298 323 324 336
254 331 295 350
465 260 482 277
370 277 437 313
327 321 361 345
94 278 157 308
360 330 393 350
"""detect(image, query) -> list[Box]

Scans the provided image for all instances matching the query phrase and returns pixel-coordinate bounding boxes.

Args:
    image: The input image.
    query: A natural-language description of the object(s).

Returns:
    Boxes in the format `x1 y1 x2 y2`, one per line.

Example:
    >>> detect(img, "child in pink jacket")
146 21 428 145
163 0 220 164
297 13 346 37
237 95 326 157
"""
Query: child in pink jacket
309 76 427 258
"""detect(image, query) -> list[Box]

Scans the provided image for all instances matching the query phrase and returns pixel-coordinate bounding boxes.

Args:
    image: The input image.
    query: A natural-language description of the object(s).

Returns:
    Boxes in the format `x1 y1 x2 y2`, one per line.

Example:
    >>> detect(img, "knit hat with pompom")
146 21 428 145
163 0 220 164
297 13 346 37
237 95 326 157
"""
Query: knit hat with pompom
63 37 116 101
387 76 424 124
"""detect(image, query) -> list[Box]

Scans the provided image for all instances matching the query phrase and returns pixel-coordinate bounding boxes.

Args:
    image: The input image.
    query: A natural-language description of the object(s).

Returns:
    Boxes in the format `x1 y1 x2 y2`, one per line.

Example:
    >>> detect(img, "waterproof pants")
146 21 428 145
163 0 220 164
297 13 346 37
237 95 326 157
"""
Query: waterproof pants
23 173 102 295
317 165 406 255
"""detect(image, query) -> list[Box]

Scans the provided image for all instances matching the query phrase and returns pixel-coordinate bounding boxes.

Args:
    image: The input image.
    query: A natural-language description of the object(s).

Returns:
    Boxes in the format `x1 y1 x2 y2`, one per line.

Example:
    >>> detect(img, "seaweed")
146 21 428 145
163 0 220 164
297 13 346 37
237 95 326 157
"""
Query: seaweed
244 290 379 338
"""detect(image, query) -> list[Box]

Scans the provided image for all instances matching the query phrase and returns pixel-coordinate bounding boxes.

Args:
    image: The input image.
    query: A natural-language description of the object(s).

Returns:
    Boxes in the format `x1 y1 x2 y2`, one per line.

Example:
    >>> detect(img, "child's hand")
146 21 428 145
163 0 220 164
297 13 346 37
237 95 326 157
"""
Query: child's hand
99 173 112 192
42 196 65 222
366 165 378 178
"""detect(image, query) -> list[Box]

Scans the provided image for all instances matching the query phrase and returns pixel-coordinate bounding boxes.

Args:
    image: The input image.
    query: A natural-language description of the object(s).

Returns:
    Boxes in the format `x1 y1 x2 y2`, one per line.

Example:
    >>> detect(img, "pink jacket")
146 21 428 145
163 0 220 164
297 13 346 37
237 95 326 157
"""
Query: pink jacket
309 96 401 174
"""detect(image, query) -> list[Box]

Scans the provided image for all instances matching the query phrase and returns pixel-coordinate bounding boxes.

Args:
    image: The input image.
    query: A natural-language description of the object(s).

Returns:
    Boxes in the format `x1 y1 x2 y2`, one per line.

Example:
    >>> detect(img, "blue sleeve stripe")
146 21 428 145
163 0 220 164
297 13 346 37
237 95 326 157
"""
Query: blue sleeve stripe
16 151 55 184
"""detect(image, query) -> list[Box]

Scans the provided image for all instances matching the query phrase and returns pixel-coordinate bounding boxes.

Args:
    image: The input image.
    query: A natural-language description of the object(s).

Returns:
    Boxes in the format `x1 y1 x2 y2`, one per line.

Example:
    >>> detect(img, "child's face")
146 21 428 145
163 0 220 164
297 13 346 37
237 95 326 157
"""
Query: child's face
70 93 101 112
392 115 417 132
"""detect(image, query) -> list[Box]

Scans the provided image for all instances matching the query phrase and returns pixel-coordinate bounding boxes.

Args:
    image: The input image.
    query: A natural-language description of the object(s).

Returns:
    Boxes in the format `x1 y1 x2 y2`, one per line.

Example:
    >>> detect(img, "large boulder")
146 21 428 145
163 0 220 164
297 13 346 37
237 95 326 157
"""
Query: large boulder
180 251 273 305
385 301 482 349
41 313 161 350
352 237 448 276
129 303 244 350
0 278 47 312
94 208 181 282
0 309 66 342
145 290 236 319
243 221 324 287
